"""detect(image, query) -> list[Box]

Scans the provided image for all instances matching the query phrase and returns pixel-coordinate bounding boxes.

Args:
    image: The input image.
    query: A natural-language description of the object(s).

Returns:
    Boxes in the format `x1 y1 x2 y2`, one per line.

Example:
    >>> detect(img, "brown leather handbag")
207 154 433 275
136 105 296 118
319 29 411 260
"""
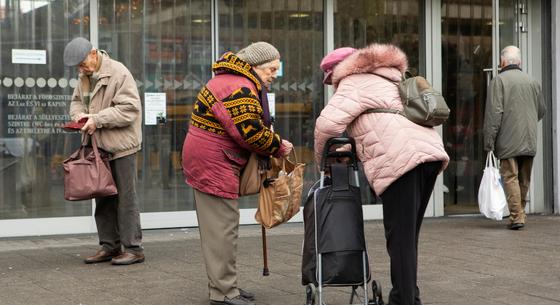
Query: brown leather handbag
239 152 266 196
255 150 305 229
63 135 118 201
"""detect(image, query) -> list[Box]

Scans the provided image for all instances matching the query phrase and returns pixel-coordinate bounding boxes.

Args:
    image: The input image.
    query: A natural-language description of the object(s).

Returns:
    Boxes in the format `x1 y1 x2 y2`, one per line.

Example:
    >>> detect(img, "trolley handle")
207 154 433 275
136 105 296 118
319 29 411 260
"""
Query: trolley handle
324 137 357 150
321 137 359 171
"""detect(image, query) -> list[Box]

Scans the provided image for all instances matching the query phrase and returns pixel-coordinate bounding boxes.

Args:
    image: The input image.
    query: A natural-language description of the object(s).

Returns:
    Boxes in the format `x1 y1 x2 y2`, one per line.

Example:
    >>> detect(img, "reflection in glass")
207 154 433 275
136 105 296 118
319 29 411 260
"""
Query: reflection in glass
333 0 423 204
334 0 423 74
441 0 519 214
441 0 497 214
499 0 518 50
98 0 212 212
0 0 91 219
218 0 324 208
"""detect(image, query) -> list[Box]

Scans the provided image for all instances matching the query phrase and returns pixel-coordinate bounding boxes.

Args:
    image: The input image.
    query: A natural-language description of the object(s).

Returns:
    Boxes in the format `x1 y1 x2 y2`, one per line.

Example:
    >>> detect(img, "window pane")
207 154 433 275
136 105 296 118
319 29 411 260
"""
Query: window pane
334 0 423 74
0 0 91 219
441 0 492 213
218 0 324 208
97 0 212 212
332 0 423 204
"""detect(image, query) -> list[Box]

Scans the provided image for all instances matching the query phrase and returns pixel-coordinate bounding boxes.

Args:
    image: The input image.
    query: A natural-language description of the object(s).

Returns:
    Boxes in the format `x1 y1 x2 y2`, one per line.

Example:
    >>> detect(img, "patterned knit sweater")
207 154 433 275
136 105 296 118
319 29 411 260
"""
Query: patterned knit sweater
182 52 287 198
189 52 281 155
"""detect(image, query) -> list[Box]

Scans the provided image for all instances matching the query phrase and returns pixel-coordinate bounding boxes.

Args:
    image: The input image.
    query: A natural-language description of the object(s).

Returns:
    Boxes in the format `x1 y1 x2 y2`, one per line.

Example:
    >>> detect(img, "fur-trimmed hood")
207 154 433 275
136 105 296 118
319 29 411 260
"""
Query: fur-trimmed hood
331 43 408 87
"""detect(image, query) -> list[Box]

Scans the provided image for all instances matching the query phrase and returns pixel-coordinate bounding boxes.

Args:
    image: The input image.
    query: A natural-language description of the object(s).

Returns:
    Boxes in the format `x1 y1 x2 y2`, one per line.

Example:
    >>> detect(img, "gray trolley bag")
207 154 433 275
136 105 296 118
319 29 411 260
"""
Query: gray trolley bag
302 137 383 305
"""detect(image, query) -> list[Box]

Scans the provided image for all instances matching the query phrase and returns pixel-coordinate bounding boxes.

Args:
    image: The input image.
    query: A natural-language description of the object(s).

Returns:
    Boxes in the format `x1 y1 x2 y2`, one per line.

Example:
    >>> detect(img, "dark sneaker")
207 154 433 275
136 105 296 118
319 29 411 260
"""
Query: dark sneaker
239 288 255 301
507 223 525 230
84 249 122 264
210 295 255 305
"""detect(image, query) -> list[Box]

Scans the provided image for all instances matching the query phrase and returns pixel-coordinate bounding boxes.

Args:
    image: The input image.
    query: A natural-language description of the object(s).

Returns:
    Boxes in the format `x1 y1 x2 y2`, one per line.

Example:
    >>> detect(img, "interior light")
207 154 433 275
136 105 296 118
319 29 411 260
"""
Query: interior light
19 0 49 14
192 19 210 23
289 13 310 18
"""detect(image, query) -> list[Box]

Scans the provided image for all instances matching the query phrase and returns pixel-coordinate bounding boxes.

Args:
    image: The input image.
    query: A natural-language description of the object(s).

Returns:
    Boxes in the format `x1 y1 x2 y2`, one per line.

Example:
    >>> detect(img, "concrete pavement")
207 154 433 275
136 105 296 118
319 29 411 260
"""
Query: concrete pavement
1 215 560 305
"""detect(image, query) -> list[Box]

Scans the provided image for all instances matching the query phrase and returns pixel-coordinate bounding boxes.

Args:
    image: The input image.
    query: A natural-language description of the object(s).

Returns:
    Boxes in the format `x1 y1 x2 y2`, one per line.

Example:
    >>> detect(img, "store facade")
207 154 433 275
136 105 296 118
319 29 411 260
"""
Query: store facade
0 0 556 237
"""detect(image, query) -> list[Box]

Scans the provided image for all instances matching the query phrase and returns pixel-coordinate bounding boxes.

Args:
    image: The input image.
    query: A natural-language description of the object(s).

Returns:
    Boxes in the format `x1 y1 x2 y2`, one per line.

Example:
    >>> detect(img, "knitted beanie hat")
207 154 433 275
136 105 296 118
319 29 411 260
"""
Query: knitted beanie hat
236 42 280 66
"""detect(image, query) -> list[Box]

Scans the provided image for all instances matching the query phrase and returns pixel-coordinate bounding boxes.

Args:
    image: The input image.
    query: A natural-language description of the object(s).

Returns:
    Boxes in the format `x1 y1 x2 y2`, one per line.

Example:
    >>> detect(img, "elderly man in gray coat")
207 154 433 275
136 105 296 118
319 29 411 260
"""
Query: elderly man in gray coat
483 45 546 230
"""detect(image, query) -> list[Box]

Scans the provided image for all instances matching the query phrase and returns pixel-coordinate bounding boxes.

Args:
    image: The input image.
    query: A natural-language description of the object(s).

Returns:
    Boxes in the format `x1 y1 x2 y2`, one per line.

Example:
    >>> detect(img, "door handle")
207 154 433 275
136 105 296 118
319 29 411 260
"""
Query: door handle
483 67 502 87
483 68 493 87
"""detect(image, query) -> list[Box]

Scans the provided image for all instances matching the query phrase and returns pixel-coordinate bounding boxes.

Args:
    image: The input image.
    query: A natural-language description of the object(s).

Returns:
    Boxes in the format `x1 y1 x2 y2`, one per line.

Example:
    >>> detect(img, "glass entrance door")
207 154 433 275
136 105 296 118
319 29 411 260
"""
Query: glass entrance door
0 0 91 220
441 0 523 214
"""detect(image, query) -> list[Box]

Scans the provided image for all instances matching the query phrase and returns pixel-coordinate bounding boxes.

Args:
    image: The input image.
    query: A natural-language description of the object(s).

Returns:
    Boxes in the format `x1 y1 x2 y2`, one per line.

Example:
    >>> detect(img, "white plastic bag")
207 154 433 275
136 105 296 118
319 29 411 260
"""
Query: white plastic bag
478 151 508 220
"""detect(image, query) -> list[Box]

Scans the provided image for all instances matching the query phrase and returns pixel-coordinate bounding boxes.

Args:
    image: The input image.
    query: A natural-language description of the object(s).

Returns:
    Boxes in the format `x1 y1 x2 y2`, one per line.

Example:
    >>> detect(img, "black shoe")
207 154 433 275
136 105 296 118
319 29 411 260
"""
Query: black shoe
238 288 255 301
508 223 525 230
210 295 255 305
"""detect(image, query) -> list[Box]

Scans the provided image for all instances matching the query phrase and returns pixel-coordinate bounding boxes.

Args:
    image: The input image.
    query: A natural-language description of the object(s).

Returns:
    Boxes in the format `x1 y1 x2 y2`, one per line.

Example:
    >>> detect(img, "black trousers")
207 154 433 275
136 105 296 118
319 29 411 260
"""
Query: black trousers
380 161 442 305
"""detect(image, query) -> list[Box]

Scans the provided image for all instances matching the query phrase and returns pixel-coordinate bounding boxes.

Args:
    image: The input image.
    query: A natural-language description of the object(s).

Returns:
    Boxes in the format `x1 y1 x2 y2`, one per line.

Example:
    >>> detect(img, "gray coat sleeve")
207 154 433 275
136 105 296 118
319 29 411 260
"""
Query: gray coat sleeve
483 77 504 152
535 81 546 121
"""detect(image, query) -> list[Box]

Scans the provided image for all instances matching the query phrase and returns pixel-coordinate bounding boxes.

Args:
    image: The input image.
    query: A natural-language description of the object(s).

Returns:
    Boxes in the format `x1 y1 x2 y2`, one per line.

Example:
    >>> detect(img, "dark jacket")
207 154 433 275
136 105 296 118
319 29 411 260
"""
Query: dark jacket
483 66 546 159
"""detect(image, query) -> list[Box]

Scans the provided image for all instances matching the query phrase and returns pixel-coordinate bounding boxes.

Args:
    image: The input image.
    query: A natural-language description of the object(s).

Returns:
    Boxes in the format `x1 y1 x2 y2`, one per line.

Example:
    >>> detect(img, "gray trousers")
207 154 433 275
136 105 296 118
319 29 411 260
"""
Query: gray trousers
194 189 241 301
95 153 143 254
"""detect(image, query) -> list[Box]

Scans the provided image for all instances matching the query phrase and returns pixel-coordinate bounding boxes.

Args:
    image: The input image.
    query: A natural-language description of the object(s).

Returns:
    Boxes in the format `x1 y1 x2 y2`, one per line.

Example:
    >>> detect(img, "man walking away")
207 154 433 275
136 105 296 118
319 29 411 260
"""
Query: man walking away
483 45 545 230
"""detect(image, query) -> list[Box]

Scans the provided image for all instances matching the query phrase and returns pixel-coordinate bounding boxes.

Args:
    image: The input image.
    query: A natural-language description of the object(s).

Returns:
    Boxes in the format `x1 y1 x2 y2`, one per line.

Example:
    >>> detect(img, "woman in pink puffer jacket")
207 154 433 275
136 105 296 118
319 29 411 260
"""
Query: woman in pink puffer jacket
314 44 449 305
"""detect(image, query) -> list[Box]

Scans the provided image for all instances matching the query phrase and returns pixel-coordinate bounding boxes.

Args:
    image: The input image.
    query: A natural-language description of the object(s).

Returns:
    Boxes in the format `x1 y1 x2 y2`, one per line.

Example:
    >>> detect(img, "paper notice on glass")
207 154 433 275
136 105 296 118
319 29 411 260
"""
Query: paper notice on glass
144 92 166 125
12 49 46 64
267 93 276 119
277 61 283 77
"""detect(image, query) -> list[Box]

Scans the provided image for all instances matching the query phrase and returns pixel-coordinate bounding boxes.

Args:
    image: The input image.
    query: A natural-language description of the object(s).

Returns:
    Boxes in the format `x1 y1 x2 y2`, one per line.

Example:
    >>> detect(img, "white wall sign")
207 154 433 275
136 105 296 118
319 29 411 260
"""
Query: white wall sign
267 92 275 119
277 61 283 77
144 92 167 125
12 49 47 64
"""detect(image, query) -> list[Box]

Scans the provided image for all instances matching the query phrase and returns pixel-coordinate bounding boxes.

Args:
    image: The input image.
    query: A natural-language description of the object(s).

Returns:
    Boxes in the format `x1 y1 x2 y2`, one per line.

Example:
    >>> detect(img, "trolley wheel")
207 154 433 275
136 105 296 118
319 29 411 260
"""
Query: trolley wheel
305 284 317 305
369 280 384 305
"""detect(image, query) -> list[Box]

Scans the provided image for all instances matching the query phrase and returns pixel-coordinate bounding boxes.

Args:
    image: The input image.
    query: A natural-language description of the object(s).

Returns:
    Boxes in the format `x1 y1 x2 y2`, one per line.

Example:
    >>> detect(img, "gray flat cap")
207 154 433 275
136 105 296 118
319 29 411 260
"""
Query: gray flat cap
63 37 93 66
236 42 280 67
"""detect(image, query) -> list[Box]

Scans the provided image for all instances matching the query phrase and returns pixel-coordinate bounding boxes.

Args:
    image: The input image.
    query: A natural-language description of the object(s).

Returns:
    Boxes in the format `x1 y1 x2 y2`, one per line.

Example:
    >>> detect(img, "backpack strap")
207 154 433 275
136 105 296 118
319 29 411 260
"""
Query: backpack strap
363 108 405 116
360 73 408 118
372 73 399 85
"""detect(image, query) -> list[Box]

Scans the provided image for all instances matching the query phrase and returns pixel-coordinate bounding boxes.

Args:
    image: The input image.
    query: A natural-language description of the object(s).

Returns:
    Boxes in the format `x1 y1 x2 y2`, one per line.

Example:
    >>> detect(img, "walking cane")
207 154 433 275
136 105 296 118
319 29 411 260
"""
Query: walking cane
261 117 274 276
261 225 269 276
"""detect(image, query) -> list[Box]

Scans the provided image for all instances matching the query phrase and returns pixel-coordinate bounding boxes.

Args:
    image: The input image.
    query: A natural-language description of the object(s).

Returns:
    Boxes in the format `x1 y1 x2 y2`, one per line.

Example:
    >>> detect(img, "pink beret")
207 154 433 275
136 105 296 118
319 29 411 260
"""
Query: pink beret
320 47 357 84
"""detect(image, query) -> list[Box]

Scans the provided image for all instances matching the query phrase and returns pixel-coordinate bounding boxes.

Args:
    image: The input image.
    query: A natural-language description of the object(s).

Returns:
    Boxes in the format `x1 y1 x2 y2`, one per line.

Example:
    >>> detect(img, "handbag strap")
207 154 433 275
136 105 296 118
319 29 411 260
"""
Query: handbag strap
79 134 102 164
264 148 298 179
280 148 300 173
90 135 102 164
76 133 89 159
284 147 298 163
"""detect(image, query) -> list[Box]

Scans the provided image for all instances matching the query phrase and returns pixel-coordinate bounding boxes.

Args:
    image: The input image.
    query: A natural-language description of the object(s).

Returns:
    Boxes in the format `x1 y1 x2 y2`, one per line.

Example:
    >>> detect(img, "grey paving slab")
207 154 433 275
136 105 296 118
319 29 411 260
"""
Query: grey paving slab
0 215 559 305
